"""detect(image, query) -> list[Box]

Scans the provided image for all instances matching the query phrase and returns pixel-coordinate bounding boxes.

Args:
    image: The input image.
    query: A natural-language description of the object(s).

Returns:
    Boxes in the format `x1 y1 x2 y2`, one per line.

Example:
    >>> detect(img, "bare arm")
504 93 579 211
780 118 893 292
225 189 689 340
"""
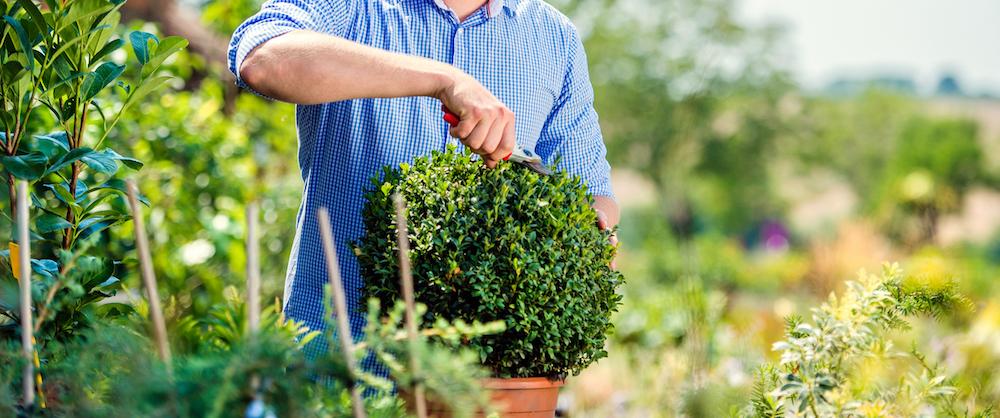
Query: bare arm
240 30 454 104
239 30 514 164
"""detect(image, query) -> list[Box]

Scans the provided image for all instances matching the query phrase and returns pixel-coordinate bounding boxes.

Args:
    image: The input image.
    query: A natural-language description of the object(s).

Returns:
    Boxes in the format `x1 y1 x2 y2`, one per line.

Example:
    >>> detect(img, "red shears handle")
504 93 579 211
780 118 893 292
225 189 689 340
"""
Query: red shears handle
441 104 512 161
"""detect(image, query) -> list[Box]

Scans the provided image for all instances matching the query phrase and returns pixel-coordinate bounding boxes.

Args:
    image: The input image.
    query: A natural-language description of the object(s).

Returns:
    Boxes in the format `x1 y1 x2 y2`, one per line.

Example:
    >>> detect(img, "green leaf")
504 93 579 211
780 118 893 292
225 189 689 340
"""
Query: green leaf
91 38 123 63
30 259 59 280
123 75 173 109
78 214 121 231
46 147 94 175
142 36 187 77
80 149 120 174
77 218 122 241
36 213 73 233
3 15 34 73
129 31 158 65
80 62 124 101
2 152 47 180
15 0 47 38
102 148 143 170
34 132 70 158
87 178 149 205
45 183 76 206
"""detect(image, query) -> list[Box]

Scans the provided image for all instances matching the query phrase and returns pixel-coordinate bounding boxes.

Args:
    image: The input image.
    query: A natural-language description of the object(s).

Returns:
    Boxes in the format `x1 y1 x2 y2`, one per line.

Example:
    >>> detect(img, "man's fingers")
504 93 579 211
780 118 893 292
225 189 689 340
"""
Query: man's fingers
595 209 609 230
462 118 493 151
449 107 480 139
490 112 516 162
480 117 505 156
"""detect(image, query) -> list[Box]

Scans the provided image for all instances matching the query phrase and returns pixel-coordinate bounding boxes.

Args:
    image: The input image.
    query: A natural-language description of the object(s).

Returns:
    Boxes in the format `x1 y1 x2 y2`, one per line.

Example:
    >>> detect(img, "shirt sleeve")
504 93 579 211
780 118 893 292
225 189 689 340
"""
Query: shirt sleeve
534 27 615 199
227 0 363 90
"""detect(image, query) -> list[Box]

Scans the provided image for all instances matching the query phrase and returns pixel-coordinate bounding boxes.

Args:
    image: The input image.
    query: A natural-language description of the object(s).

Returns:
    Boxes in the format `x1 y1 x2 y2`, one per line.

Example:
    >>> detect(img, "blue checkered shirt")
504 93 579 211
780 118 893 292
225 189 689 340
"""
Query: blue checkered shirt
228 0 614 373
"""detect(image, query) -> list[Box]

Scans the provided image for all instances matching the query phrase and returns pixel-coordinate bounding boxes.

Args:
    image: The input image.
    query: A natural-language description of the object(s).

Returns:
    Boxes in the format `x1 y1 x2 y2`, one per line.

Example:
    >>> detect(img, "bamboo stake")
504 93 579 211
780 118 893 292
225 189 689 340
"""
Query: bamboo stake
245 202 264 415
125 180 172 374
317 208 367 418
246 202 260 333
393 193 427 418
15 180 35 408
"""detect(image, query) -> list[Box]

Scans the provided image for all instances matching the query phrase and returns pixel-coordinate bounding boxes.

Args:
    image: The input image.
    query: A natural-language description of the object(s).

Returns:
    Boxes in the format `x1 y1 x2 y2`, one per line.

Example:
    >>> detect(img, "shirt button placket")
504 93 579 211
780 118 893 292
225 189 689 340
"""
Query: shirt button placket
448 26 465 149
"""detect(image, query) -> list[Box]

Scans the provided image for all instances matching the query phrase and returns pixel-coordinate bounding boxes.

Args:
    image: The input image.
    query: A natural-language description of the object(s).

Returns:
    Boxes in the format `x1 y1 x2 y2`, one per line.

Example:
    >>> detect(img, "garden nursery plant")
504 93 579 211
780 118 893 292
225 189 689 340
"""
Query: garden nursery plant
739 264 986 418
0 0 185 343
357 147 624 415
0 1 502 416
0 291 503 417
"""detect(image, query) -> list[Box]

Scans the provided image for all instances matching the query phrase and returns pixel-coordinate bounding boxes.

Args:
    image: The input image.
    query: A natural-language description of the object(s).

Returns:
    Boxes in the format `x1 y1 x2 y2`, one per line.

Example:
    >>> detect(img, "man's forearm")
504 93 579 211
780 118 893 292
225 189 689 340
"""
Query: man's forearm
240 30 455 104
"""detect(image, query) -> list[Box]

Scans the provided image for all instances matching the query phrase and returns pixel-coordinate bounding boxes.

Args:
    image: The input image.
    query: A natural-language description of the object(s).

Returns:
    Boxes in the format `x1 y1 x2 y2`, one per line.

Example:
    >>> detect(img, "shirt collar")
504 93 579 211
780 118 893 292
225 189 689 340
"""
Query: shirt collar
429 0 520 18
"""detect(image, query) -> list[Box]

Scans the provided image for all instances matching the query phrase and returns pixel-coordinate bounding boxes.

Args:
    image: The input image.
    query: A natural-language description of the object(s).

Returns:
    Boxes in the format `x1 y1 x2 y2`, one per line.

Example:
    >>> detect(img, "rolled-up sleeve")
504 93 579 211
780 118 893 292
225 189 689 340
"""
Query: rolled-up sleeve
228 0 361 89
535 27 614 199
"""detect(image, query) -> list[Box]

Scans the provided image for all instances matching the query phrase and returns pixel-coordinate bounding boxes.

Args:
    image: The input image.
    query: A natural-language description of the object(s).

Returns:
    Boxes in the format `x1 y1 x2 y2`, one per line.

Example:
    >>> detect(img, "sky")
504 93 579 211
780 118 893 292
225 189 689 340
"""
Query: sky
738 0 1000 95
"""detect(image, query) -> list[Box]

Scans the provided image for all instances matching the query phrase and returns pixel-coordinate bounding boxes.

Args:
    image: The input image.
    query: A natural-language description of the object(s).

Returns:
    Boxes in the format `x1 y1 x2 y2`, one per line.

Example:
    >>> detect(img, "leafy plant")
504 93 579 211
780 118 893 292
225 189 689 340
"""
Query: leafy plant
0 0 185 343
740 264 979 417
357 147 624 378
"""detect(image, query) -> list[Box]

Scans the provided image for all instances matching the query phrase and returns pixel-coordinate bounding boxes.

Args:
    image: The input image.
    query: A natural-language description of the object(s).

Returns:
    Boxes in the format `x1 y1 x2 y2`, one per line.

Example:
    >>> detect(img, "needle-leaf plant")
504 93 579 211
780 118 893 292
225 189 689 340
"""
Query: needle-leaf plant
740 264 980 418
357 147 624 378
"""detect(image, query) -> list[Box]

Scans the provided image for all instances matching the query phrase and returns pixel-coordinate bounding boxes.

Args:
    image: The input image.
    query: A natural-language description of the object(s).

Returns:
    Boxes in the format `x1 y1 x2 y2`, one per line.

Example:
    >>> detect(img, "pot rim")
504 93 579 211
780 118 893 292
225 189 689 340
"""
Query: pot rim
482 377 565 390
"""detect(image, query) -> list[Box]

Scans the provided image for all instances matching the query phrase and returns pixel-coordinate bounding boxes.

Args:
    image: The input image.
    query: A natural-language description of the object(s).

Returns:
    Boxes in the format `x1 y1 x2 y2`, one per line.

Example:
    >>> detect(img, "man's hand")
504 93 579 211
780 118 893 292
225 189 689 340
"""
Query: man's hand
593 195 620 270
436 71 516 168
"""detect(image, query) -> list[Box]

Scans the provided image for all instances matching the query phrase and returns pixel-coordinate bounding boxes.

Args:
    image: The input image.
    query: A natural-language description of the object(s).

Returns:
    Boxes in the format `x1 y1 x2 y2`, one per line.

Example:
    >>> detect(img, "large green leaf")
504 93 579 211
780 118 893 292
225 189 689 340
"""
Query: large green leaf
80 148 119 174
2 152 47 179
34 132 70 158
46 146 94 174
129 31 157 65
3 15 34 73
15 0 47 39
36 213 73 233
80 62 124 101
45 182 76 206
102 148 143 170
87 178 149 206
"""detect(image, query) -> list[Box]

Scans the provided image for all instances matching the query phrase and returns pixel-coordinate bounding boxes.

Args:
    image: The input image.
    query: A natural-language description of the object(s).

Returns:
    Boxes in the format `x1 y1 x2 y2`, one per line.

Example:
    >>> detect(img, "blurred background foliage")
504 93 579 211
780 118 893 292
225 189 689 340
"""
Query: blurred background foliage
2 0 999 415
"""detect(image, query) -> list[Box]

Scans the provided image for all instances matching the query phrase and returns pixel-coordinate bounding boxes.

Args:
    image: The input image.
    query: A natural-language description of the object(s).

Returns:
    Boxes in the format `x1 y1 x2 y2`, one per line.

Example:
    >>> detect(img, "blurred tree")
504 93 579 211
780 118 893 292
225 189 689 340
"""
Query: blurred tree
790 89 917 211
553 0 794 237
935 73 964 97
877 116 984 245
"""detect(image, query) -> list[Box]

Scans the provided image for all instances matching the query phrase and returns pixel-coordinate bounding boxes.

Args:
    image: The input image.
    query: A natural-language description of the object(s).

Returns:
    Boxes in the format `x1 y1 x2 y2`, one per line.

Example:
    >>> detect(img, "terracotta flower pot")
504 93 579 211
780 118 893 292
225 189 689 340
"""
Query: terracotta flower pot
404 377 564 418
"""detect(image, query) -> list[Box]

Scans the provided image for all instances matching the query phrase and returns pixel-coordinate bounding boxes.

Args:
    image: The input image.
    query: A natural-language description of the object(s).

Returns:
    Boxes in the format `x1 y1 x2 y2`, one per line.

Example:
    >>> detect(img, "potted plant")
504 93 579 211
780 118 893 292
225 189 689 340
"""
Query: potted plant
357 147 624 417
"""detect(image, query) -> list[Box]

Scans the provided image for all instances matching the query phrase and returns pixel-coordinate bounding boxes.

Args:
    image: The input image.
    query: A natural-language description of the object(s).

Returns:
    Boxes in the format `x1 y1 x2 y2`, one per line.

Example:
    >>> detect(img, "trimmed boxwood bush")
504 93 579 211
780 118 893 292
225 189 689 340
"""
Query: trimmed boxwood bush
357 147 623 378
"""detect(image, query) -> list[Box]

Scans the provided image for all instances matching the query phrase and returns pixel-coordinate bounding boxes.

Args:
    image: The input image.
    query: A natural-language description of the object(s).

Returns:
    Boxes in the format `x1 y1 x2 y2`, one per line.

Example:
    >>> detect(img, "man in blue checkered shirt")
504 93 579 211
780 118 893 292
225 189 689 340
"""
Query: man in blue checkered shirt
228 0 619 366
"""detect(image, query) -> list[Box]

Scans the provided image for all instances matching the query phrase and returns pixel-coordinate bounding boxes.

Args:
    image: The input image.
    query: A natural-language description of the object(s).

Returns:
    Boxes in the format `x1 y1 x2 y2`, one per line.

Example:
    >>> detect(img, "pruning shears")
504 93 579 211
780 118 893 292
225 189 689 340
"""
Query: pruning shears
441 105 551 175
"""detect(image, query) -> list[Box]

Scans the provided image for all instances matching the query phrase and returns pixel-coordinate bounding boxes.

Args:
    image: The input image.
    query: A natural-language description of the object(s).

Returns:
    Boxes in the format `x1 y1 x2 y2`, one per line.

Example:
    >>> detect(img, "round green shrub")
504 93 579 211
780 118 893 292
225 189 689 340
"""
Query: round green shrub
356 148 623 378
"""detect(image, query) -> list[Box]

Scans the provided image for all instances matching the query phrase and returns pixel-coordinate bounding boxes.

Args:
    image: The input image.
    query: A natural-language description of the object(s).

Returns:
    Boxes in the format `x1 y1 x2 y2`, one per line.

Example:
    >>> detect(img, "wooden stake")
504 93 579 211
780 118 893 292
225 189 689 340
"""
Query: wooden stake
125 180 172 374
393 193 427 418
15 180 35 407
246 202 260 333
317 208 367 418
